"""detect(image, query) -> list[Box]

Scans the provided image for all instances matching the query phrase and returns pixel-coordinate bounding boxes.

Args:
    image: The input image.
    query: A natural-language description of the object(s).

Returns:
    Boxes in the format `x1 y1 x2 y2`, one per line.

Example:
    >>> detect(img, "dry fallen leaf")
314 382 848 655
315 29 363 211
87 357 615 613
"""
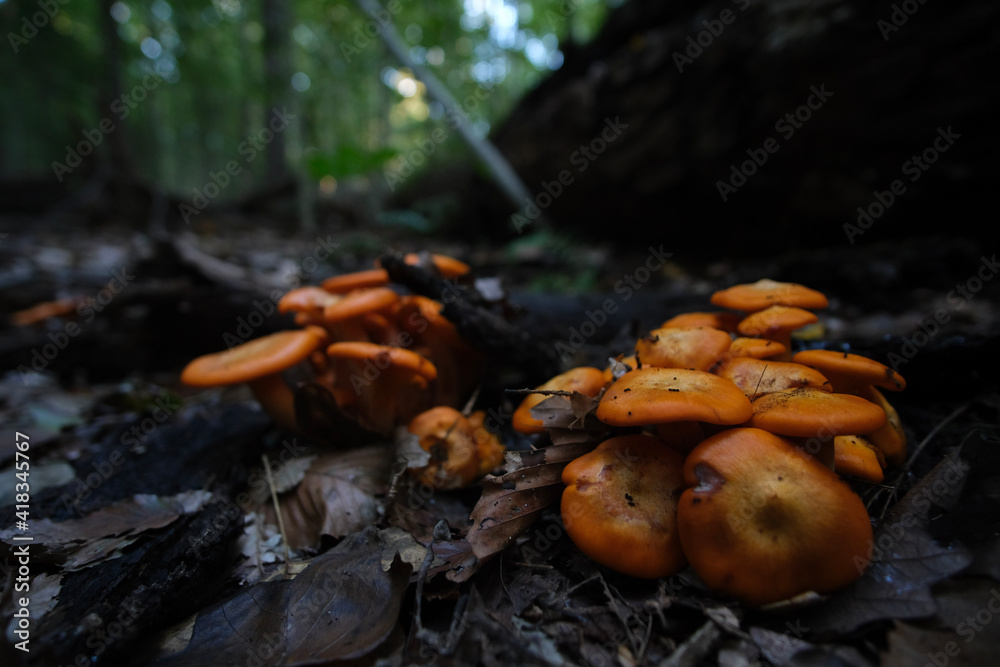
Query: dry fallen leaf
258 446 392 550
0 490 214 569
152 527 412 666
803 449 974 634
464 440 596 567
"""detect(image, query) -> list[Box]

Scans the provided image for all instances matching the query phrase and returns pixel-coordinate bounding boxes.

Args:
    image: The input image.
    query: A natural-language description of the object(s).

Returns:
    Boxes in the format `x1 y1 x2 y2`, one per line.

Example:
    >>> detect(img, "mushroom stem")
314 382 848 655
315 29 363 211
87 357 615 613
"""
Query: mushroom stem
248 374 299 432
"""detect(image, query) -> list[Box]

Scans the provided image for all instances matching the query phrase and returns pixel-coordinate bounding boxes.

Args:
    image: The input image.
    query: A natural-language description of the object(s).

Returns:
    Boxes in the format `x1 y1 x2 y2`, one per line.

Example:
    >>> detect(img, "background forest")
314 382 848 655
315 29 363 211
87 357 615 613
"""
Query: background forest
2 0 613 233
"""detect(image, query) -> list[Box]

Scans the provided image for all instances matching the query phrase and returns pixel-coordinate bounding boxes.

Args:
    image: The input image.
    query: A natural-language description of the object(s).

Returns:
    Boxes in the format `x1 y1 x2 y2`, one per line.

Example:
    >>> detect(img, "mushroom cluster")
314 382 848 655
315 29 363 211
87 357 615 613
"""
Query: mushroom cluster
181 253 488 455
517 279 907 605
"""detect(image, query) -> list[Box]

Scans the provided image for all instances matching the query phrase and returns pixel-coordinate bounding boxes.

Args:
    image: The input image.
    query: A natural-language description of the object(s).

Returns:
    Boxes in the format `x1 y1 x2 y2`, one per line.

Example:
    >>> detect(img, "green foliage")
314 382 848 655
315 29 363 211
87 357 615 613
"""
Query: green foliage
306 144 398 180
1 0 614 199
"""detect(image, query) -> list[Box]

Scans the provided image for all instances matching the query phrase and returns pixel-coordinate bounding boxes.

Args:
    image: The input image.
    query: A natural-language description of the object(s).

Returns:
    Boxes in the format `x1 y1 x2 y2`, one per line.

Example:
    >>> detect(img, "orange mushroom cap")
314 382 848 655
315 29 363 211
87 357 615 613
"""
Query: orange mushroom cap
401 252 471 278
792 349 906 394
858 385 907 466
467 410 507 476
596 368 752 427
834 435 885 483
749 386 886 438
677 427 873 605
727 337 787 360
660 311 741 333
561 434 687 579
278 287 340 315
181 329 327 386
512 366 607 434
711 279 828 312
634 327 733 372
181 329 328 431
320 269 391 294
713 357 831 399
407 406 480 489
323 287 399 324
737 305 818 340
325 341 437 381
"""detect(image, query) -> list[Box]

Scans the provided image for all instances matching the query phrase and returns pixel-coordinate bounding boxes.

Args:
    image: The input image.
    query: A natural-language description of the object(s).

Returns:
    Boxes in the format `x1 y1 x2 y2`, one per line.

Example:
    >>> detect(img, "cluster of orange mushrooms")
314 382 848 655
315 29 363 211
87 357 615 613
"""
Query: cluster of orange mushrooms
514 279 906 606
180 253 504 489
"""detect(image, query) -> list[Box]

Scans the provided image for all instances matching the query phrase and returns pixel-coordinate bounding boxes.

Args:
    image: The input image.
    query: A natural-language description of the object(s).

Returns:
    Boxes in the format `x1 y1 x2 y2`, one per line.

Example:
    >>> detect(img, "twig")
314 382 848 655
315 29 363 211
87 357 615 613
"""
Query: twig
262 454 292 577
351 0 547 230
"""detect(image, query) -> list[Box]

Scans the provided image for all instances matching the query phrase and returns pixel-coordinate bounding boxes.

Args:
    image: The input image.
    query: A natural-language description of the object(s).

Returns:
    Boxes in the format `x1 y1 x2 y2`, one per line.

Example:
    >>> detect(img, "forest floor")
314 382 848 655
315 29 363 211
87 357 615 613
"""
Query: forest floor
0 217 997 666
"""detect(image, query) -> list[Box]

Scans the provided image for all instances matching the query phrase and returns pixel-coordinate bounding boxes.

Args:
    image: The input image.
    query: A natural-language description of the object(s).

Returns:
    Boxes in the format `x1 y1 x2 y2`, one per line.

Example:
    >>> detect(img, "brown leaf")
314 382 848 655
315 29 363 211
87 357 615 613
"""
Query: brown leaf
802 450 974 634
153 528 412 666
465 440 595 565
0 490 214 569
259 447 391 550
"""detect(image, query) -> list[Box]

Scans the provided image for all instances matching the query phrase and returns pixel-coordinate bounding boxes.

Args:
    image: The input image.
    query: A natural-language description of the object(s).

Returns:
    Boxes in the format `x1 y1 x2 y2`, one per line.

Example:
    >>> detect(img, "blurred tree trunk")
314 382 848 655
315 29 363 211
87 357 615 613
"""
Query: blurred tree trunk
263 0 292 184
432 0 996 254
97 0 137 180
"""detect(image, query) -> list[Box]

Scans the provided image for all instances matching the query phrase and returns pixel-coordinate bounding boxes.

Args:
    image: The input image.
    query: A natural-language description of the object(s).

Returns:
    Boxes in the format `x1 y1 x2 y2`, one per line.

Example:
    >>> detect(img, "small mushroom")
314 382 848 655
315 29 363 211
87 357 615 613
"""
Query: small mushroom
512 366 607 434
677 427 873 605
834 435 885 483
711 279 829 312
713 357 830 399
660 311 741 332
181 328 328 431
737 306 818 361
407 406 480 490
749 386 886 468
596 367 753 452
320 268 391 294
634 327 733 372
561 434 687 579
326 341 437 435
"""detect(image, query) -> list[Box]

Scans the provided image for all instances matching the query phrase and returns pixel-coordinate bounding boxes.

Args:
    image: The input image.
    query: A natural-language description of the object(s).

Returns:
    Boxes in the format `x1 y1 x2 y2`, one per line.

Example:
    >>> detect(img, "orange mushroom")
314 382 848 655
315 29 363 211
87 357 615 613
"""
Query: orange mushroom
512 367 607 434
737 306 818 361
791 350 907 465
727 337 787 360
181 328 328 431
326 341 437 434
677 428 873 605
710 279 829 312
596 367 753 452
561 434 687 579
401 252 471 278
407 406 480 490
596 367 752 428
320 268 391 294
749 386 886 467
634 327 733 372
467 410 507 476
791 349 906 394
712 357 830 399
660 311 741 333
834 435 885 483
